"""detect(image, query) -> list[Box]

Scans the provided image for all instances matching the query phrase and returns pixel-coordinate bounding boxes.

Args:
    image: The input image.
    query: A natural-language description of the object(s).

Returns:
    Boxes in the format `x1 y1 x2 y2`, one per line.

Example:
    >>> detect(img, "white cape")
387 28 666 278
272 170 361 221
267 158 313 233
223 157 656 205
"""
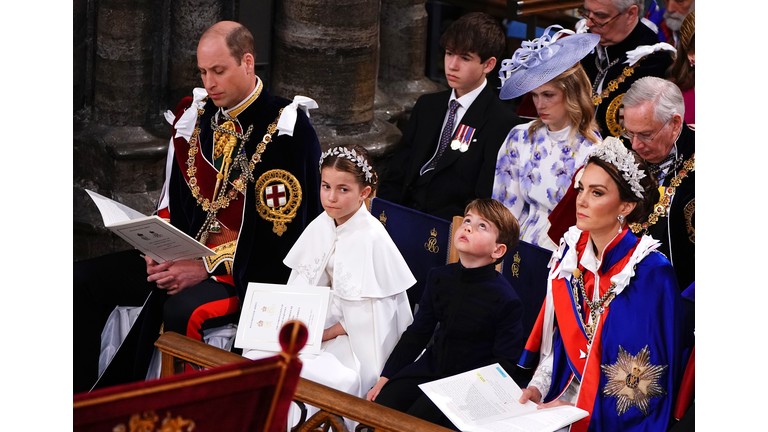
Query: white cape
282 204 415 397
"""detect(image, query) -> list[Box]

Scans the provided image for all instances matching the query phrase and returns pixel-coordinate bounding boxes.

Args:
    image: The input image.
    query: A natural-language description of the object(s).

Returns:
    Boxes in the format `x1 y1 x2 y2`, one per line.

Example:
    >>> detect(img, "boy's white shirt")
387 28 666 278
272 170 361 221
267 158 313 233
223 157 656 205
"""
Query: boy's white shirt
441 78 487 136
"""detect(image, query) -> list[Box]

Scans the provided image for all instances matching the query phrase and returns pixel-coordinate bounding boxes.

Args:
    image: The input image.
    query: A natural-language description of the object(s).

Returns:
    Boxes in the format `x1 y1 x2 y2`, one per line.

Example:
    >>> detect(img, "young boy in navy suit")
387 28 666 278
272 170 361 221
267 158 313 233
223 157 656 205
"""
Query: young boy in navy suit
366 199 524 428
377 12 521 222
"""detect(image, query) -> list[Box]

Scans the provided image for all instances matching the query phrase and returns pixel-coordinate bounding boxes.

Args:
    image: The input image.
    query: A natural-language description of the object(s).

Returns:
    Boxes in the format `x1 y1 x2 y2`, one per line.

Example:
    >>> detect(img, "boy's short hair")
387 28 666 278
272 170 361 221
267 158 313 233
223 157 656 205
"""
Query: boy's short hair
464 198 520 264
440 12 506 63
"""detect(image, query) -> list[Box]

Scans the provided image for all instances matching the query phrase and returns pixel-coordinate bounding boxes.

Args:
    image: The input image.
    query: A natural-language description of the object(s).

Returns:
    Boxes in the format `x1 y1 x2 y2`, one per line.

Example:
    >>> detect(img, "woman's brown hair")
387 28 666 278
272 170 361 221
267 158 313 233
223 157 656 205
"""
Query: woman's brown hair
666 11 695 92
585 152 660 224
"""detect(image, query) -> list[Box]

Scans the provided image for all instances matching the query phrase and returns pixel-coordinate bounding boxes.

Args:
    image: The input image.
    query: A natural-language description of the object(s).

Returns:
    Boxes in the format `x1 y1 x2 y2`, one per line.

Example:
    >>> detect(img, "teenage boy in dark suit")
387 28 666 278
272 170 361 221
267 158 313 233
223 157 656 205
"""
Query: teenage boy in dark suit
377 12 521 222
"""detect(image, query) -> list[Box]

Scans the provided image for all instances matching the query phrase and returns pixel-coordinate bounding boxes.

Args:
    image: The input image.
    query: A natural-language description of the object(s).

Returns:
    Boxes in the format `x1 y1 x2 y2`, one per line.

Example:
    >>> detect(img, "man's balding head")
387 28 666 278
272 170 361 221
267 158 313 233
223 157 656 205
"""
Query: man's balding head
199 21 255 66
197 21 257 108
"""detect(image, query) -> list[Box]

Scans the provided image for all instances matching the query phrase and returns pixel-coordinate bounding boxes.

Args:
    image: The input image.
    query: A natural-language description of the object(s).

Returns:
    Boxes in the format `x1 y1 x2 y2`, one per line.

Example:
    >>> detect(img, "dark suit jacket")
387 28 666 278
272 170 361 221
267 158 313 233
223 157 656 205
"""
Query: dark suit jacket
377 84 520 221
646 124 695 291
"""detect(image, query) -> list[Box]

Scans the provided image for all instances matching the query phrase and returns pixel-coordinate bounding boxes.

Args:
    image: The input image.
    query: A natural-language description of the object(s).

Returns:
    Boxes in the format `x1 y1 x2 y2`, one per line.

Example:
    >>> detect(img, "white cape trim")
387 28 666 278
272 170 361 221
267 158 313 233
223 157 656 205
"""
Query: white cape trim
540 226 659 358
283 204 416 300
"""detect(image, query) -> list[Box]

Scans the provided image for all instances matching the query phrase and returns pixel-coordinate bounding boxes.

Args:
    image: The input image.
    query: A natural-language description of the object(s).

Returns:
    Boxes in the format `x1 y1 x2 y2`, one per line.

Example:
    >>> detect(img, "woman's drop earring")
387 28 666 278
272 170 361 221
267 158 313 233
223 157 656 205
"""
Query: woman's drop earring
617 214 625 234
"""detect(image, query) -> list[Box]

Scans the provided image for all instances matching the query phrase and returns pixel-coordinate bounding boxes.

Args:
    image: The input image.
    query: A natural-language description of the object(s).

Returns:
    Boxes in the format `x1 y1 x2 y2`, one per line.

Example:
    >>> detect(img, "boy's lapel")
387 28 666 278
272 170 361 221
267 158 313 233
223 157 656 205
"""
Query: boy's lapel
432 87 493 173
411 92 452 172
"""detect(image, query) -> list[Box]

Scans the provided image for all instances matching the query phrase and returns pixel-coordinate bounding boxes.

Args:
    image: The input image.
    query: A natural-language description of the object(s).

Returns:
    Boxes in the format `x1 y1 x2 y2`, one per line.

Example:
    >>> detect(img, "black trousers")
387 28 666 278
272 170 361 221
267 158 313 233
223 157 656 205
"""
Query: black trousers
375 376 458 430
73 249 238 394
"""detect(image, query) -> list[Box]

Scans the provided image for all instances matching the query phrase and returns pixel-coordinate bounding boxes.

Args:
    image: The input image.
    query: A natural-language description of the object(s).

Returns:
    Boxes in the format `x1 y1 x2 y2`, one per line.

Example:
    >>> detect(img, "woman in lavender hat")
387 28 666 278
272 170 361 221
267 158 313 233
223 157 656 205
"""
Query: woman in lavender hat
493 26 601 250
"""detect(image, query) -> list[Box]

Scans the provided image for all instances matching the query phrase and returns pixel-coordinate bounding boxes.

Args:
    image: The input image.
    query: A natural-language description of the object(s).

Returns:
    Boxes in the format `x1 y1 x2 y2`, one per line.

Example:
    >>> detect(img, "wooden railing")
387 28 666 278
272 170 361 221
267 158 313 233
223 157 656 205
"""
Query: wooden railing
155 332 455 432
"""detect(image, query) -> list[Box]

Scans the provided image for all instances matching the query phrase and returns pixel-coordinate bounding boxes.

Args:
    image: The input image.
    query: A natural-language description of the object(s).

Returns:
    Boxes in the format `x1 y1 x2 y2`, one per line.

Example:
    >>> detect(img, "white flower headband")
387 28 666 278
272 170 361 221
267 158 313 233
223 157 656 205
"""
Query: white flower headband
591 137 646 199
319 146 375 184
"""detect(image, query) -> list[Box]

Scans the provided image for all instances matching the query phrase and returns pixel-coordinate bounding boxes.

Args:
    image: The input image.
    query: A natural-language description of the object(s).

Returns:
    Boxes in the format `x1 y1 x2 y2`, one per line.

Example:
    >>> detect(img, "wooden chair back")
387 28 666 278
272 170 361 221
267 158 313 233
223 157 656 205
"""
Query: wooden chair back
74 321 308 432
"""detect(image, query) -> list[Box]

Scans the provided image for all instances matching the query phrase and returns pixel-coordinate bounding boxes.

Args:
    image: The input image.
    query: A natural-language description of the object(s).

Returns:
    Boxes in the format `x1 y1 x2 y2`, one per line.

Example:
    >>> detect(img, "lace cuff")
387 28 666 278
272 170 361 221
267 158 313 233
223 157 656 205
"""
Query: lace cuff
528 350 554 397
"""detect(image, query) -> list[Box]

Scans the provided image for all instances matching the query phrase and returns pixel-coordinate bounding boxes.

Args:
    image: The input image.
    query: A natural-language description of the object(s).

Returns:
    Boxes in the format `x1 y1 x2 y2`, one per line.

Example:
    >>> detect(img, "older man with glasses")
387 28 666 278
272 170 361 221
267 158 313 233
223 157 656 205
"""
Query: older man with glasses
622 76 694 292
578 0 675 140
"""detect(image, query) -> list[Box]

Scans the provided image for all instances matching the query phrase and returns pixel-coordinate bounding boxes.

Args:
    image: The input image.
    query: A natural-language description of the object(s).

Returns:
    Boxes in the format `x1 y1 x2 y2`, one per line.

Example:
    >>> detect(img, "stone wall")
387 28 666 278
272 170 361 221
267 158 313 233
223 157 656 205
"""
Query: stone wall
74 0 446 261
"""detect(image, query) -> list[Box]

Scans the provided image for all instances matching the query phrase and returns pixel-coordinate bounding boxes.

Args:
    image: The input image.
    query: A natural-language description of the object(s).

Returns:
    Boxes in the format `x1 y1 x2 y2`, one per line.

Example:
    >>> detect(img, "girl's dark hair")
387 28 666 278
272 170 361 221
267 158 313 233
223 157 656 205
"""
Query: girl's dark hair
586 152 660 224
320 145 378 193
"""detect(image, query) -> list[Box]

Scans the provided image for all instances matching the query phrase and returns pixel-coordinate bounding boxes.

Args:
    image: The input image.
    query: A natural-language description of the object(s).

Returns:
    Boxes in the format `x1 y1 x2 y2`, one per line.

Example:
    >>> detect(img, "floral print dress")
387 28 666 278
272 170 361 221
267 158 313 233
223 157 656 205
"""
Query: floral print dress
492 121 598 250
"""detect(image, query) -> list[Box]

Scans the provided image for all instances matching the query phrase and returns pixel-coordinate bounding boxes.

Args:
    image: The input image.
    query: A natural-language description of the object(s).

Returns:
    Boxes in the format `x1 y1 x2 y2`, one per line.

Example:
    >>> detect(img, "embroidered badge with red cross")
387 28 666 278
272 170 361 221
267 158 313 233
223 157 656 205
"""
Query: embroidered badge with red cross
265 184 287 208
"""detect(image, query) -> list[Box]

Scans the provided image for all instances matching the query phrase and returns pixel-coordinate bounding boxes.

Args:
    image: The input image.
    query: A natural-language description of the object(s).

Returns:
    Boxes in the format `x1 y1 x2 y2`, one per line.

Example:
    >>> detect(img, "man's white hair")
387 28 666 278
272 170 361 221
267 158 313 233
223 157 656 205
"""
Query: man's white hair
613 0 644 16
623 76 685 122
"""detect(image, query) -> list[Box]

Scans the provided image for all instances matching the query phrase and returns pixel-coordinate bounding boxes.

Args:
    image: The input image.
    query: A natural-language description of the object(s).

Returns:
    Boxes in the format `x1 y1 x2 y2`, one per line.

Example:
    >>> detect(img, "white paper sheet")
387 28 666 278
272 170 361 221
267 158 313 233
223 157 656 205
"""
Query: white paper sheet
86 189 215 262
419 364 588 432
235 282 330 355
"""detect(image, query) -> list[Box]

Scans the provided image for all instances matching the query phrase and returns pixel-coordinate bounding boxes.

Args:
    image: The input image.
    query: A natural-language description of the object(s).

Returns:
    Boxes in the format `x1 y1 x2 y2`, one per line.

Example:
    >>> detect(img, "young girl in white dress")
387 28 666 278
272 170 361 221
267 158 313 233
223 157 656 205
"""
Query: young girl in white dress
245 145 415 414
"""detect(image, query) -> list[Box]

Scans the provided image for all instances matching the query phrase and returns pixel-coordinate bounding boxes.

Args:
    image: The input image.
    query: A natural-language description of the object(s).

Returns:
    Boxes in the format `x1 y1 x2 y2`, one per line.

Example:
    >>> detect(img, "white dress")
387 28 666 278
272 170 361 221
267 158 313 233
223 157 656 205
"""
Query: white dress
492 122 598 250
245 203 415 400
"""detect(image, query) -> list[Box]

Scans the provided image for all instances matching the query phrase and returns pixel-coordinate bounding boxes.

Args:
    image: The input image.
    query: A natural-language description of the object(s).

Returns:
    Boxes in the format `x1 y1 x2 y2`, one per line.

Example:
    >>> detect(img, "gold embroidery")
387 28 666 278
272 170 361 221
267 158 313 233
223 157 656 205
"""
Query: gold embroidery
605 93 626 138
255 170 302 236
379 210 387 227
204 240 237 274
630 154 695 235
684 198 695 243
601 345 668 416
113 410 196 432
510 251 521 278
424 227 440 254
227 80 262 118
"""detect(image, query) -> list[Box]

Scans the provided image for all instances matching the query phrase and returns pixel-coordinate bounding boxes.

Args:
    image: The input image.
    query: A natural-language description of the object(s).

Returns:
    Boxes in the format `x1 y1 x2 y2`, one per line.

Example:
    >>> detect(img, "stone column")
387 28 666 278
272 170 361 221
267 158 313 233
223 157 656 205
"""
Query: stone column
92 0 154 126
167 0 223 107
272 0 401 159
377 0 441 126
75 0 169 261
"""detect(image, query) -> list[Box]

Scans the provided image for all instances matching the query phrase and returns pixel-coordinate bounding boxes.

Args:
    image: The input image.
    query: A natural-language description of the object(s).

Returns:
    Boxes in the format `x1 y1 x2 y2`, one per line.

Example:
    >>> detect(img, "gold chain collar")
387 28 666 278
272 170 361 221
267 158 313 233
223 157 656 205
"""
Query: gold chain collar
571 267 616 343
630 154 695 235
183 98 284 243
592 56 646 106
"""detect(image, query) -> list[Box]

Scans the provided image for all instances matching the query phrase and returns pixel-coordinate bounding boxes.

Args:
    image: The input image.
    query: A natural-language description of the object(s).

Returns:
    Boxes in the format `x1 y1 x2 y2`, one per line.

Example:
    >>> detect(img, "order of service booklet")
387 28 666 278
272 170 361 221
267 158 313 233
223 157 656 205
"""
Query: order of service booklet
86 189 215 263
235 282 330 355
419 363 589 432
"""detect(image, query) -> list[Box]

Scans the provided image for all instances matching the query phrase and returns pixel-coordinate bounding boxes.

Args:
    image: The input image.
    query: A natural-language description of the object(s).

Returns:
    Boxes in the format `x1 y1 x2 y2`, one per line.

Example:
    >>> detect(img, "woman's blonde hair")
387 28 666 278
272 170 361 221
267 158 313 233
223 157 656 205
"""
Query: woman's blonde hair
527 63 600 144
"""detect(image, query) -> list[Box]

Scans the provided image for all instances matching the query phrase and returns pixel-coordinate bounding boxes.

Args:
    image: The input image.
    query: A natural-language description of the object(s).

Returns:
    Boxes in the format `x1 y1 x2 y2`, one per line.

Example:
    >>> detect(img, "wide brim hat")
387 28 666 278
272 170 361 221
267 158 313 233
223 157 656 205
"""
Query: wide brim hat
499 26 600 100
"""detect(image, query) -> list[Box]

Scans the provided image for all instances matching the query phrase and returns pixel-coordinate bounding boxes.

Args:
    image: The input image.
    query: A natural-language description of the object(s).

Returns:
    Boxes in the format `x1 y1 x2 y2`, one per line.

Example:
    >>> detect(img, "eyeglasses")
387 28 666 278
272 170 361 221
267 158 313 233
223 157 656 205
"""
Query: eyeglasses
578 6 623 28
621 118 671 143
